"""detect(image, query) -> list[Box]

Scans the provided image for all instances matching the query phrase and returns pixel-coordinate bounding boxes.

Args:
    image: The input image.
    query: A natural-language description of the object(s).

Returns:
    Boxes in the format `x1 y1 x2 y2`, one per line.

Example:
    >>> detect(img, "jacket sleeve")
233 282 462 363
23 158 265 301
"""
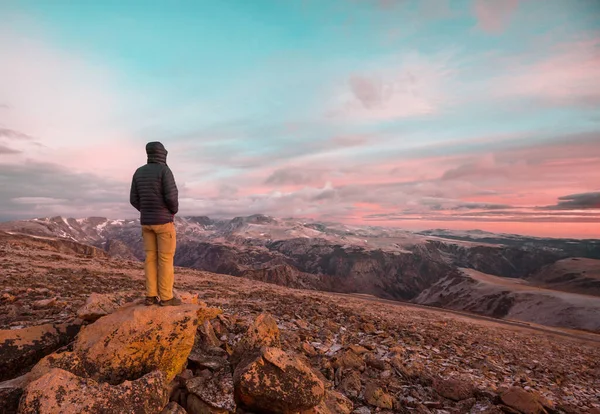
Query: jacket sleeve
130 175 141 211
162 166 179 215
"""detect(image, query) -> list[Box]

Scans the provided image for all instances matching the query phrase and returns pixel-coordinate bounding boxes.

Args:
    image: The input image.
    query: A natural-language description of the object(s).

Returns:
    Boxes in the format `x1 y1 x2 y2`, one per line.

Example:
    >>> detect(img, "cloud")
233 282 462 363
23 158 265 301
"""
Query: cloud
472 0 518 33
0 22 141 180
0 128 33 141
494 37 600 107
541 192 600 210
328 52 455 121
0 145 21 155
0 161 131 219
265 168 326 186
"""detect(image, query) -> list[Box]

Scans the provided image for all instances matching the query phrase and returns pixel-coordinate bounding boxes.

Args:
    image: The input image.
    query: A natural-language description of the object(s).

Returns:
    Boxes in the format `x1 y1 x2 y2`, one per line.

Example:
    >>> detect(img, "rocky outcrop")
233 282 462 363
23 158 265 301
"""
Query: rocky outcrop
19 368 168 414
72 303 201 383
0 321 81 381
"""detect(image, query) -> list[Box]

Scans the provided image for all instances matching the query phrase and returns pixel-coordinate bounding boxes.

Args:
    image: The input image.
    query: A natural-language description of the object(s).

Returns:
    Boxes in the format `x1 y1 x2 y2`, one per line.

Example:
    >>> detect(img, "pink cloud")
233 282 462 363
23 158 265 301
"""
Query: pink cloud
495 37 600 106
472 0 519 34
328 52 455 121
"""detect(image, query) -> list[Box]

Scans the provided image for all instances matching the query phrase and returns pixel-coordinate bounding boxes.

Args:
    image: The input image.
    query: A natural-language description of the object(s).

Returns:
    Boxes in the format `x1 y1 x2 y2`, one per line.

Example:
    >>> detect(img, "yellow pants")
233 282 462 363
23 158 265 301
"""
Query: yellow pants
142 222 177 301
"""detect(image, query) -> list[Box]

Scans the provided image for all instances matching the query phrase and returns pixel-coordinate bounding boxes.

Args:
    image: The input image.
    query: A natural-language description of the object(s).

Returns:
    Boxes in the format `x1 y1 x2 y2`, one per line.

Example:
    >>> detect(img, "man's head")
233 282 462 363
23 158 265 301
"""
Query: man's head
146 141 168 164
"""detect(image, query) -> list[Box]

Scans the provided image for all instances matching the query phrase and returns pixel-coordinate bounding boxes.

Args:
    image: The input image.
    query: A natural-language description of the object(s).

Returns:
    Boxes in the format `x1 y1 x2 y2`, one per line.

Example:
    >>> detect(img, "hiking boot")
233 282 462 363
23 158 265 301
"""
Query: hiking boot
144 296 160 306
160 297 182 307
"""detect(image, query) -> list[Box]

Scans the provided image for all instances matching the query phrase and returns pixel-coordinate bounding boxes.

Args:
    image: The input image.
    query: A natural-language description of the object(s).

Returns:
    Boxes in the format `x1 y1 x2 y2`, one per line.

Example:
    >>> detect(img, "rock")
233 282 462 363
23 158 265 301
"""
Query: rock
352 407 371 414
174 289 201 305
187 394 228 414
0 374 31 414
363 382 394 409
302 342 318 357
32 303 209 385
185 369 236 412
231 313 280 365
500 387 547 414
348 345 369 355
332 350 365 371
161 402 187 414
0 321 81 381
18 368 168 414
364 354 387 370
31 297 58 309
340 371 362 398
76 291 138 322
433 377 474 401
234 347 325 413
361 323 376 334
296 319 310 330
188 353 229 371
309 390 353 414
197 319 222 349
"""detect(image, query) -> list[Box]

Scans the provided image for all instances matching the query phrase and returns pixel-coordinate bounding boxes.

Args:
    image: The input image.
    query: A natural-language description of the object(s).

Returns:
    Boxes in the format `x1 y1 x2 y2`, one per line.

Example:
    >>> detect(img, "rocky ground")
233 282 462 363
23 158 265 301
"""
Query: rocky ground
1 232 600 413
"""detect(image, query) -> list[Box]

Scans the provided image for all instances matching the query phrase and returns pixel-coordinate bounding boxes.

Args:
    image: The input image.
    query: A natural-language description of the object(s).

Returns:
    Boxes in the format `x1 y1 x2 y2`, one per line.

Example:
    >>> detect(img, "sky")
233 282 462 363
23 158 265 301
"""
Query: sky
0 0 599 238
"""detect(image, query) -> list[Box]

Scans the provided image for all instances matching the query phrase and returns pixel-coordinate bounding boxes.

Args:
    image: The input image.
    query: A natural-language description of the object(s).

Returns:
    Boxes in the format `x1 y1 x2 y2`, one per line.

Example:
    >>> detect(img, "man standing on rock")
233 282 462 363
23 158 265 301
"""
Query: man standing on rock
130 141 181 306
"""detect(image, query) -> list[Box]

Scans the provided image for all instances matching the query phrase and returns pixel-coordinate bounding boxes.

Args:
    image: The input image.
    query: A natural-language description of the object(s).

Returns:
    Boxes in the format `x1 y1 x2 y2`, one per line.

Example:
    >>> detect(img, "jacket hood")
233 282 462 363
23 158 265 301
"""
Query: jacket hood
146 141 167 164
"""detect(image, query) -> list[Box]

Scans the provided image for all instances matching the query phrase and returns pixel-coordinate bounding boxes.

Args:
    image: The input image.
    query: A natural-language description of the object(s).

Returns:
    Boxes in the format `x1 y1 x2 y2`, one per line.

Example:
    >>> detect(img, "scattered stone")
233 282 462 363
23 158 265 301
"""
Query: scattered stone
303 342 318 357
296 319 310 330
424 401 443 409
433 377 474 401
188 353 229 372
348 345 369 355
332 350 366 371
340 370 362 398
234 347 325 413
187 394 228 414
161 401 187 414
185 369 236 412
364 353 387 370
31 297 58 309
231 313 280 365
0 321 81 381
500 386 547 414
0 373 30 414
76 291 138 322
364 381 394 409
19 368 168 414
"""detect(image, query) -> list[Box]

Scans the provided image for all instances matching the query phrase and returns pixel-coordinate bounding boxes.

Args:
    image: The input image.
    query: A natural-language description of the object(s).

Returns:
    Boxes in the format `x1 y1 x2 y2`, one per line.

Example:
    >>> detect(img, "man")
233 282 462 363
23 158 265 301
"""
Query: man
130 141 181 306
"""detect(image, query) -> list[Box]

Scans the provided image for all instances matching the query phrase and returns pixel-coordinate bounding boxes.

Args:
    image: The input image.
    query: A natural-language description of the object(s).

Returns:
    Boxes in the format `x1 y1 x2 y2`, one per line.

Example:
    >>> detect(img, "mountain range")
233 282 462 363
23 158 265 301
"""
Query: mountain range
1 214 599 332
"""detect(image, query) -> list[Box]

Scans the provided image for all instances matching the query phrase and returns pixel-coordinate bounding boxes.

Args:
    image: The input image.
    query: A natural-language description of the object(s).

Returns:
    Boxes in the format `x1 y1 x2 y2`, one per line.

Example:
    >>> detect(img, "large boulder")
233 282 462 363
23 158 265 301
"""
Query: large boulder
73 303 202 383
234 347 325 413
29 303 216 385
76 290 202 323
18 368 168 414
0 322 81 381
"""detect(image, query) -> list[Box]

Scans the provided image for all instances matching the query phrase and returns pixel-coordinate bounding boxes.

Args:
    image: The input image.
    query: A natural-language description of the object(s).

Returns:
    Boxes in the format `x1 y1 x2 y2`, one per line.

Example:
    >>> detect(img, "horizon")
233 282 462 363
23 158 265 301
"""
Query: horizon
1 1 599 239
2 213 599 240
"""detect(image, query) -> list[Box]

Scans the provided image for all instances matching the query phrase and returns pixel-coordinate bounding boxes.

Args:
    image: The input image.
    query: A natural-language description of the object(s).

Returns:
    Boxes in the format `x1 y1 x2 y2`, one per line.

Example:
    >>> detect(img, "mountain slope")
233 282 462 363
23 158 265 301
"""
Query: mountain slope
1 215 599 332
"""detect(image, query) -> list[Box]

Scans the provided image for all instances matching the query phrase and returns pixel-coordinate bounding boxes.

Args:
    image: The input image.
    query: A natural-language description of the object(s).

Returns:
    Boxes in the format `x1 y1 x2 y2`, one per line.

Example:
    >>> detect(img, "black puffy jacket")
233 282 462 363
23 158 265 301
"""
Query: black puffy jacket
130 142 179 225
